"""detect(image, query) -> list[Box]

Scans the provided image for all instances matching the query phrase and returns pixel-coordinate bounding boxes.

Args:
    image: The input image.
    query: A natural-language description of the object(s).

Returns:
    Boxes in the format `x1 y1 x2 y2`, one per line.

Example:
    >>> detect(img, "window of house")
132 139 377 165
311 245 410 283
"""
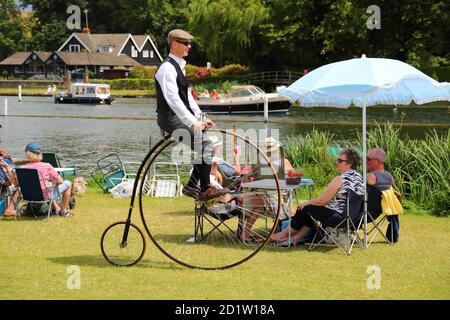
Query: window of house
131 46 138 58
143 50 149 58
150 50 154 58
100 46 112 53
69 44 81 52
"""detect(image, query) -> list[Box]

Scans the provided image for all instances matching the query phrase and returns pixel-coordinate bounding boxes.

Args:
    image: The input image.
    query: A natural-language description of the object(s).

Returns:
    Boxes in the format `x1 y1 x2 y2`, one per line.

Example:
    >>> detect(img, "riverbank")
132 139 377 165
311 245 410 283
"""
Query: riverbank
0 87 156 98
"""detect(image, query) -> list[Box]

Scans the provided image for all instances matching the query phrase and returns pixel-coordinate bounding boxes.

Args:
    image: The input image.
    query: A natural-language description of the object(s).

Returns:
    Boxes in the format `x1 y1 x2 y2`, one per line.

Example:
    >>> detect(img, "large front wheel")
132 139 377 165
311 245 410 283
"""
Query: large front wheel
138 128 282 270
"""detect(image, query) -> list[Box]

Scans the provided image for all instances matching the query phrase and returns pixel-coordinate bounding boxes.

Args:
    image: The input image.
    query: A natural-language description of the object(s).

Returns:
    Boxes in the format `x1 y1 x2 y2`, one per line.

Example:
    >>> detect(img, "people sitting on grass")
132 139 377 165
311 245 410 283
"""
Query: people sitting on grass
366 147 400 242
367 147 393 219
270 148 364 247
0 159 16 212
239 137 294 241
3 142 74 217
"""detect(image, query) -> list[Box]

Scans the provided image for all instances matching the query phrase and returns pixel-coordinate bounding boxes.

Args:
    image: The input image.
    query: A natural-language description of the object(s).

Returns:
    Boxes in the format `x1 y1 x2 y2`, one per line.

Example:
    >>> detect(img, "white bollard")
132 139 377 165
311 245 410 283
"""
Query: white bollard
4 98 7 116
264 97 269 122
18 84 22 102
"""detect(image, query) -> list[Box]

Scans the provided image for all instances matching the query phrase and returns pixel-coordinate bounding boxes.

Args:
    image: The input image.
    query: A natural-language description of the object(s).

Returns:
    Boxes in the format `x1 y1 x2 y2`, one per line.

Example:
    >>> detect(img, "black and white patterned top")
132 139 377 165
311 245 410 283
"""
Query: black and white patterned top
325 170 364 214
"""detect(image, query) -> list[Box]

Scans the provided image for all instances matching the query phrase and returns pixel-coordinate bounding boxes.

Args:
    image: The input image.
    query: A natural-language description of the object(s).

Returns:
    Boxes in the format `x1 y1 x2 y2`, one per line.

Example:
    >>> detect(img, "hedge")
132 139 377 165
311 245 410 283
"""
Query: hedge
90 78 155 90
185 64 249 79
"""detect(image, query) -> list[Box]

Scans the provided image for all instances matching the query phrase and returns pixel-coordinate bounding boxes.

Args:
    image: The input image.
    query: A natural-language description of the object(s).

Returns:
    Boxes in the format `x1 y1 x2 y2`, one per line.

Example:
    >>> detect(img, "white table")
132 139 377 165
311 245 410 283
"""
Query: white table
241 178 314 192
55 167 75 173
241 178 314 245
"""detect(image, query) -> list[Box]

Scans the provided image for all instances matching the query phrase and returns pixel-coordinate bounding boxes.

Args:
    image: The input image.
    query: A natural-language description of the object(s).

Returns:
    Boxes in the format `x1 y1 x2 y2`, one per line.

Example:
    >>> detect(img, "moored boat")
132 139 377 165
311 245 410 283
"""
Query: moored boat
55 83 114 105
196 85 291 114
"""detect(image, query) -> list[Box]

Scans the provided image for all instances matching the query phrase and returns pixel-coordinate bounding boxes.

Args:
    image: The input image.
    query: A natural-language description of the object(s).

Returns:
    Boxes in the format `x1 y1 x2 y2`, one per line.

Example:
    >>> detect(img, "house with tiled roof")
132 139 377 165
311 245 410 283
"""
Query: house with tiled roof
0 29 163 79
58 32 162 66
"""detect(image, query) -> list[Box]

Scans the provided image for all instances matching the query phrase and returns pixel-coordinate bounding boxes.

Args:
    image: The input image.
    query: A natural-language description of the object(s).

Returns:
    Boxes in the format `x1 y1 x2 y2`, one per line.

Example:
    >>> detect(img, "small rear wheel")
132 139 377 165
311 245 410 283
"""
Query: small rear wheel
100 221 146 267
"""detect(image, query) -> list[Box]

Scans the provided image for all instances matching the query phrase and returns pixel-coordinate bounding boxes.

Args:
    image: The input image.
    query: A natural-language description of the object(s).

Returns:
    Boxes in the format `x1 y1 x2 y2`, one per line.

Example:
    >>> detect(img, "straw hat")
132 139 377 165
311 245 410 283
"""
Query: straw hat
208 135 223 148
263 137 281 153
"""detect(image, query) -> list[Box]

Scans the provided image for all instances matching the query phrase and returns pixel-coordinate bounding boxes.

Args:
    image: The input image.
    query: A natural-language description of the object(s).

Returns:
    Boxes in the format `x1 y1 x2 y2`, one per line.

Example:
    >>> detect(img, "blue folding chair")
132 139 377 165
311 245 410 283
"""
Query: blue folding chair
90 154 127 193
15 168 58 218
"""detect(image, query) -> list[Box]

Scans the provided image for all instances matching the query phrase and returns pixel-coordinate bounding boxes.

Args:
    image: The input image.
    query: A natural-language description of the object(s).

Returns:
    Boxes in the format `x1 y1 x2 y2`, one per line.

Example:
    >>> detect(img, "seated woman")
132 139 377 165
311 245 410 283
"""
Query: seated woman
4 142 73 217
239 137 294 241
270 148 364 246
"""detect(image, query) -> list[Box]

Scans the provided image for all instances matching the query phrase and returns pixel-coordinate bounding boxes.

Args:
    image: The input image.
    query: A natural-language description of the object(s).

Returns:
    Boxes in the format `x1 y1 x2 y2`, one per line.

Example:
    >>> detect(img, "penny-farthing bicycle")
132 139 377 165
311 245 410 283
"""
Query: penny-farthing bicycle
100 128 281 270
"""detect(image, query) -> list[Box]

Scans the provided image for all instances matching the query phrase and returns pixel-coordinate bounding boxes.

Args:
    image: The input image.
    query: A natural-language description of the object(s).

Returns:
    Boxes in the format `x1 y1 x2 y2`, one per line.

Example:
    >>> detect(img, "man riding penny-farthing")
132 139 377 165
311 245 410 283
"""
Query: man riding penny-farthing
100 29 281 270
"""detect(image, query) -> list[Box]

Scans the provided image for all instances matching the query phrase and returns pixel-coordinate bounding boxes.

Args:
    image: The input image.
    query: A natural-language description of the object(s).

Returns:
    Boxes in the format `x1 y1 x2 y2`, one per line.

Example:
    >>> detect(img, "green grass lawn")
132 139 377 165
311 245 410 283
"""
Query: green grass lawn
1 187 449 300
0 87 50 95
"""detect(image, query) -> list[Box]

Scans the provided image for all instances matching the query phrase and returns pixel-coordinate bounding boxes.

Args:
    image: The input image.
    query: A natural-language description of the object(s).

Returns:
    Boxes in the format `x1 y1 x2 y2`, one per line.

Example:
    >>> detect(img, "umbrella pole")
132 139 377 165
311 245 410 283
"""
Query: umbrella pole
363 104 368 249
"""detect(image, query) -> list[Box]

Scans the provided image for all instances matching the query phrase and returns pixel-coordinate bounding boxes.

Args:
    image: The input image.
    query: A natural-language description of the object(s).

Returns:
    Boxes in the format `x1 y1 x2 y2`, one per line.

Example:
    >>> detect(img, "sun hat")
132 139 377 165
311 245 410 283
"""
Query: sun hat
208 135 223 148
25 141 42 155
264 137 281 153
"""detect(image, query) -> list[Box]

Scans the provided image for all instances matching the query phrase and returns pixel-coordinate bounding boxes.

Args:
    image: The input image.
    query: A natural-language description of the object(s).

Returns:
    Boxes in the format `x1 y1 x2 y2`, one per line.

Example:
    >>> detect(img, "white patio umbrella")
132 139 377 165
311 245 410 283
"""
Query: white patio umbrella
279 54 450 247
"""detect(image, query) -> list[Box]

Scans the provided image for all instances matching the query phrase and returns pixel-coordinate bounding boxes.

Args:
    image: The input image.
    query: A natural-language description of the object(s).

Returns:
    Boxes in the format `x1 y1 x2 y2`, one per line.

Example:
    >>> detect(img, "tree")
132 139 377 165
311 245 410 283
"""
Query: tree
188 0 268 66
0 0 26 60
20 0 85 51
22 19 70 51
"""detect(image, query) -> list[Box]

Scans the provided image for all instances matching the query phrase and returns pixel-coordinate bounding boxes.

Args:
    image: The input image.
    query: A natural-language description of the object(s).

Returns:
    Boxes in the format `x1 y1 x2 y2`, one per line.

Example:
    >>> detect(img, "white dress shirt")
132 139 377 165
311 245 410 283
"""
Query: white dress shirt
155 53 202 128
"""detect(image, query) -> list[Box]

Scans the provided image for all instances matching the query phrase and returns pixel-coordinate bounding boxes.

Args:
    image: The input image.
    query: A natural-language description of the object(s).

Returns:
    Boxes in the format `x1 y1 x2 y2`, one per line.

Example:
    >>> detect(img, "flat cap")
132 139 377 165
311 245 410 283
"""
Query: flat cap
167 29 194 44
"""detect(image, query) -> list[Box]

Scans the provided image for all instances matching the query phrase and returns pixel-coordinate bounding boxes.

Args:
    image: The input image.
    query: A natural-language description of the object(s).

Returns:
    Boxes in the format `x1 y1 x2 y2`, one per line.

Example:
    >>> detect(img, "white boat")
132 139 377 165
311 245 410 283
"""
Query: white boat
55 83 114 105
196 85 292 114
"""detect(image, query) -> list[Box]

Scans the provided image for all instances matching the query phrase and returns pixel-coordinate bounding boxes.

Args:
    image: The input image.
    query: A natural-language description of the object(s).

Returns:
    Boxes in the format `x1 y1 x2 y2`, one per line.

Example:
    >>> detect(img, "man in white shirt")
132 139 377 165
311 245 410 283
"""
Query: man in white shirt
155 29 228 200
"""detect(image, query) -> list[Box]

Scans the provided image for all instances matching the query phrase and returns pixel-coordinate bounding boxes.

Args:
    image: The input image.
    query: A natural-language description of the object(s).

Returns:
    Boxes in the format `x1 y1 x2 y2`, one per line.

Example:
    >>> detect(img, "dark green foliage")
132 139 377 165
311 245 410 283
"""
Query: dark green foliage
9 0 450 72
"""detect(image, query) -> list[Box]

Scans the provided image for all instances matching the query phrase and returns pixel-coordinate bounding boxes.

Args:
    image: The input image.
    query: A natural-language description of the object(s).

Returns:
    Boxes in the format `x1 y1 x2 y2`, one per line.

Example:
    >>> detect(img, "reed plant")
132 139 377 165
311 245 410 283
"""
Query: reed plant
407 130 450 216
285 124 450 216
285 129 336 185
364 124 449 216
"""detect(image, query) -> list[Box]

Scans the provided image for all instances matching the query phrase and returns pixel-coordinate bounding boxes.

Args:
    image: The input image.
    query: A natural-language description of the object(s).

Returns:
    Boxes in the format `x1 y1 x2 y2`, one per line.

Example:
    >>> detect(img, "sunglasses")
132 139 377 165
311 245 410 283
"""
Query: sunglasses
336 158 349 163
175 40 191 46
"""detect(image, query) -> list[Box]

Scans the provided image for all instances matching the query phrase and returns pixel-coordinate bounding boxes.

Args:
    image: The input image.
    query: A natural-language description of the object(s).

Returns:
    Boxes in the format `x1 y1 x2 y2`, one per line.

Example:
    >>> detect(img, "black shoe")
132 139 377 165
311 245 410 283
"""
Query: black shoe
182 186 200 199
198 186 231 201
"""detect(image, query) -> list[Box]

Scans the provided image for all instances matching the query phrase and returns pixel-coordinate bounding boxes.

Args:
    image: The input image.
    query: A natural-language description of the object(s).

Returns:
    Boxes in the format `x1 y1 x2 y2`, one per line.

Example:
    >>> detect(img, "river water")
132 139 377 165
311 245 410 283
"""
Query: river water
0 96 448 174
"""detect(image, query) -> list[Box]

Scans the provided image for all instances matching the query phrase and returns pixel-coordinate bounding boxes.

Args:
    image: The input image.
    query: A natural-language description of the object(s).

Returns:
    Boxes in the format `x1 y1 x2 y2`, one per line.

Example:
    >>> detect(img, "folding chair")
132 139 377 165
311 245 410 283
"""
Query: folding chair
42 152 76 179
90 153 128 193
308 189 365 255
0 184 10 215
146 162 182 197
193 199 242 243
216 160 243 192
15 168 59 218
367 186 403 245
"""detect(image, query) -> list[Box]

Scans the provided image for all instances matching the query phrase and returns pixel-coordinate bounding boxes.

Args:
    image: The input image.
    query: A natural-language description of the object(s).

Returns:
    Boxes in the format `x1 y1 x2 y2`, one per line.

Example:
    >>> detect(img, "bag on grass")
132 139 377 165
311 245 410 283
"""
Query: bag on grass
111 179 135 198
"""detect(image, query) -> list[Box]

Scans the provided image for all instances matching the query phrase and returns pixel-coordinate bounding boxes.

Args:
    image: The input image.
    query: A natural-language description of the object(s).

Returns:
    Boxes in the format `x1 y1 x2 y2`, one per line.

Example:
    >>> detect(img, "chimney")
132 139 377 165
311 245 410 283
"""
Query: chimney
82 8 90 34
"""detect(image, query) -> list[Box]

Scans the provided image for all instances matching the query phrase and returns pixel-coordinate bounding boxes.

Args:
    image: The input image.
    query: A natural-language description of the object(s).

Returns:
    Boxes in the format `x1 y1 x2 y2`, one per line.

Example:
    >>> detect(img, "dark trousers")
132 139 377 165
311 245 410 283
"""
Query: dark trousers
290 205 343 231
157 113 211 192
